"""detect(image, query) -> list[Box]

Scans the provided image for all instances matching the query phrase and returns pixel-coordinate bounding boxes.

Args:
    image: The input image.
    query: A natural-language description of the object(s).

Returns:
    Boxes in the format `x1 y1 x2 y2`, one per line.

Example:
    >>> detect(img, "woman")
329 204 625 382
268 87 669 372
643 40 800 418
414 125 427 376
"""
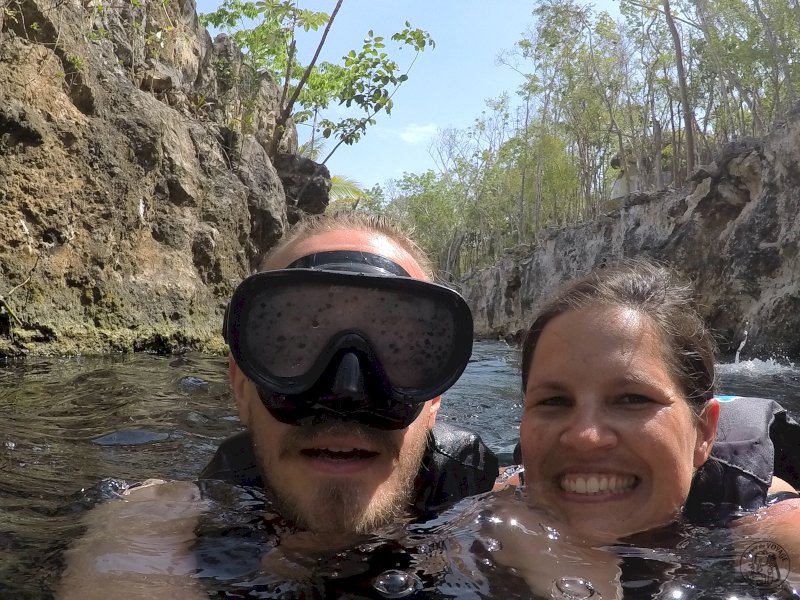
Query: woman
519 259 722 540
517 259 800 539
489 260 799 597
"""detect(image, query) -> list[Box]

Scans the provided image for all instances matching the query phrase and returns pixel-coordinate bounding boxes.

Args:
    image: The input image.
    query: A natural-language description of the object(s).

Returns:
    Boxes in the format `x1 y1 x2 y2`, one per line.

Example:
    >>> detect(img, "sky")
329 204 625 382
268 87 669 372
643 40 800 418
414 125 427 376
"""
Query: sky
194 1 618 190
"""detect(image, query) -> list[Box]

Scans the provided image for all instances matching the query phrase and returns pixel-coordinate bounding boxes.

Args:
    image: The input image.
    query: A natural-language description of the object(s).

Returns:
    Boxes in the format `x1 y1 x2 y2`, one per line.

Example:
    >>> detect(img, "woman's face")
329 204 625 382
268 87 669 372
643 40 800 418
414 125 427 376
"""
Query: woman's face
520 305 718 540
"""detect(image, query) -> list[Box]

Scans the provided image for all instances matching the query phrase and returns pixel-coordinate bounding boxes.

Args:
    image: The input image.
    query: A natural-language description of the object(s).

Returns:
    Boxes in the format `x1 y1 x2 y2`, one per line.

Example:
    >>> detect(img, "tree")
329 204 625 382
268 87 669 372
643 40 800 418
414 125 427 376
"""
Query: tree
662 0 695 177
201 1 434 160
375 0 799 278
384 171 459 276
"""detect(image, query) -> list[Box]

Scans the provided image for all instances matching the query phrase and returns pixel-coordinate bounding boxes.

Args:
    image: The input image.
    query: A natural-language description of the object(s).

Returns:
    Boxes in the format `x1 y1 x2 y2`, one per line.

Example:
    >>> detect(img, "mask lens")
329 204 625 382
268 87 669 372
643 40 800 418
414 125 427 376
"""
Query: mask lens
241 284 330 378
357 289 459 389
246 284 458 386
227 270 472 402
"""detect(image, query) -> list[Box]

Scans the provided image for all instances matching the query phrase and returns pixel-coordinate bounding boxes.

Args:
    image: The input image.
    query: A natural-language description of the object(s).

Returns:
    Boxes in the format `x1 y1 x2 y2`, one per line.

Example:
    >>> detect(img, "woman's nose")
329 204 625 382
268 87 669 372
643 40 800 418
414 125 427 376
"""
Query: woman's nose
558 407 617 451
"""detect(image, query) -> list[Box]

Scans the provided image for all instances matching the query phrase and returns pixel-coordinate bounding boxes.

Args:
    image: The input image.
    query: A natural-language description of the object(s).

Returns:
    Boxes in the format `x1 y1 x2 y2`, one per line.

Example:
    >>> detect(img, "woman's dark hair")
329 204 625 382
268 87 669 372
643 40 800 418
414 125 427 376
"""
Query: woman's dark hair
520 259 717 414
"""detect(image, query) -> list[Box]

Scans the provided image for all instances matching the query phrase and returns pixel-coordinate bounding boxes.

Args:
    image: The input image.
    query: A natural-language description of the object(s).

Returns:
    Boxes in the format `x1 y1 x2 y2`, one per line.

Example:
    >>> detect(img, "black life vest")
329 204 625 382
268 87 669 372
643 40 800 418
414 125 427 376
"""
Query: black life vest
199 421 500 518
684 396 800 525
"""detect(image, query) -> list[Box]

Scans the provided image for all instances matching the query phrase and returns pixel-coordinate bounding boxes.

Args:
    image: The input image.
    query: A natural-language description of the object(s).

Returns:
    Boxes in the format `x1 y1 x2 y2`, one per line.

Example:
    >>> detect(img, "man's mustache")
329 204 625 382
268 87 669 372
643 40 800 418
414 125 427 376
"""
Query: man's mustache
279 421 401 457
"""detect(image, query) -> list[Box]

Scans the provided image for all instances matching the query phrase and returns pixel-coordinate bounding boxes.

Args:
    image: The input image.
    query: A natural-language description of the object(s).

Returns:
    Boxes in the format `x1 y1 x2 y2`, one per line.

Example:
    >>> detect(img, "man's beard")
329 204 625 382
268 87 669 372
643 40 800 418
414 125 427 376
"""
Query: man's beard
256 421 430 534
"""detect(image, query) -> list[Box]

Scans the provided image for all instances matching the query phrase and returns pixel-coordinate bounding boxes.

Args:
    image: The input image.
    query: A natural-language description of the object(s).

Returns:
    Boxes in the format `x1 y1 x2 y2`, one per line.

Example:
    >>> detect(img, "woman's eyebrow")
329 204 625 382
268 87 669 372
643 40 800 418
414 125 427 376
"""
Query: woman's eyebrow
615 370 664 385
525 380 569 394
528 373 664 392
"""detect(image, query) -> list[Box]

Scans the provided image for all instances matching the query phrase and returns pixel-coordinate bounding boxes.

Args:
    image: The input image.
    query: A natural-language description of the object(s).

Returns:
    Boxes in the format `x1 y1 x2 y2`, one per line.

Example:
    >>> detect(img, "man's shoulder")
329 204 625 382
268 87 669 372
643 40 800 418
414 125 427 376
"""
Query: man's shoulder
411 422 499 517
430 421 498 470
199 431 264 487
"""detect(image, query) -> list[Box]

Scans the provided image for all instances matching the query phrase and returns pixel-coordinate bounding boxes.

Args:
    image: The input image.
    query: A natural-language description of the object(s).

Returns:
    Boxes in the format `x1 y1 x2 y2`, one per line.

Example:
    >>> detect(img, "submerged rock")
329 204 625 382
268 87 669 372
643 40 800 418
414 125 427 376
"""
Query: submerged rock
91 429 170 446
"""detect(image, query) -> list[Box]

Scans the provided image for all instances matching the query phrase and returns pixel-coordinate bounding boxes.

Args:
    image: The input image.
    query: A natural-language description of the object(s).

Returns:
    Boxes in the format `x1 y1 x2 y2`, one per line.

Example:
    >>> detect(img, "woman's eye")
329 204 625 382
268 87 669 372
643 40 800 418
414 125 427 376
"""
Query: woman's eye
618 394 653 405
537 396 572 407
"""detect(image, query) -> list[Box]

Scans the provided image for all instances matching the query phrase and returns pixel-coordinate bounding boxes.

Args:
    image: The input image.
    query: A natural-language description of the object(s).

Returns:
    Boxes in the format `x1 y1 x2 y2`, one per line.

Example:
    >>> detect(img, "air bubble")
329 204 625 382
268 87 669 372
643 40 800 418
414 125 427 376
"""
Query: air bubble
372 569 420 598
482 537 501 552
540 523 560 540
550 576 599 600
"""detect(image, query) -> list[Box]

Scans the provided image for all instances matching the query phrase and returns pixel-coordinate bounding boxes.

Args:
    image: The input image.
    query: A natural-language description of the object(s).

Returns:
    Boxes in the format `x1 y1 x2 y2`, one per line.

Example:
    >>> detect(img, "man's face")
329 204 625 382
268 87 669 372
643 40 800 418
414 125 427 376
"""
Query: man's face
229 228 440 533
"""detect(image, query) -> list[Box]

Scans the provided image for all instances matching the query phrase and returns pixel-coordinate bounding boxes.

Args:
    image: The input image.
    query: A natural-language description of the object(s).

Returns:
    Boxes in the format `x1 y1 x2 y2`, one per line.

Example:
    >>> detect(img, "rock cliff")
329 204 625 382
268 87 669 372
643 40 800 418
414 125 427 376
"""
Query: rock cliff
2 0 797 360
462 106 800 360
0 0 329 356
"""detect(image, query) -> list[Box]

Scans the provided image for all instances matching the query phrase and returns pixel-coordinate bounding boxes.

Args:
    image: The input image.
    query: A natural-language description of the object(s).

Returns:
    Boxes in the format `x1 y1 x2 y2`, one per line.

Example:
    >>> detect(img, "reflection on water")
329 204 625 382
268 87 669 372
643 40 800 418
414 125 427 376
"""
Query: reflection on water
0 343 798 598
0 353 237 598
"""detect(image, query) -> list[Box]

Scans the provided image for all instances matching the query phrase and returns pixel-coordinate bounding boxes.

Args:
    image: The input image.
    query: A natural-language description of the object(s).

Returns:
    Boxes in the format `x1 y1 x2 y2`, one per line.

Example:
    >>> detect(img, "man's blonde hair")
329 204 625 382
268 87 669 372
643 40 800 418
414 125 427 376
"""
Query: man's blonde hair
260 210 433 278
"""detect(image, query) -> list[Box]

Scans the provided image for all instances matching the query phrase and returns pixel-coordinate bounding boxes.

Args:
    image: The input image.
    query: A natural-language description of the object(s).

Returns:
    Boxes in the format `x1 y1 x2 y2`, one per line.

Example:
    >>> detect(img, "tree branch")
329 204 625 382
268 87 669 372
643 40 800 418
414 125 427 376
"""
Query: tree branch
621 0 702 31
268 0 344 157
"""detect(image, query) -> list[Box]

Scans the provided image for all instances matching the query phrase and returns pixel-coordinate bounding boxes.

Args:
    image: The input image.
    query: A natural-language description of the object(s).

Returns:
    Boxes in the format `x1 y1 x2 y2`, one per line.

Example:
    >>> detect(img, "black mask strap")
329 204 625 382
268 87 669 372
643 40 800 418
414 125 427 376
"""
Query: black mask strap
285 251 411 277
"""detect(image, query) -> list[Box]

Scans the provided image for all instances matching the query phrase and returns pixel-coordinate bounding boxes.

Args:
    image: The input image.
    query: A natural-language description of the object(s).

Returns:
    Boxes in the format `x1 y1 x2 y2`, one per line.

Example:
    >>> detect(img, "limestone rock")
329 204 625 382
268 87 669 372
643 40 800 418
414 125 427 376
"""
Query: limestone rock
272 153 332 224
462 105 800 360
0 0 329 356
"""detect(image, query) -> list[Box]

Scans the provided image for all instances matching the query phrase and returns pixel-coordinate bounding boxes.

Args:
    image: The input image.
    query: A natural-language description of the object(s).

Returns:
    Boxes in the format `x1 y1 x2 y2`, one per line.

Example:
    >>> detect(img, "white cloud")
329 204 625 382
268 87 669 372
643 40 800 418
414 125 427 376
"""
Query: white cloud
397 123 438 144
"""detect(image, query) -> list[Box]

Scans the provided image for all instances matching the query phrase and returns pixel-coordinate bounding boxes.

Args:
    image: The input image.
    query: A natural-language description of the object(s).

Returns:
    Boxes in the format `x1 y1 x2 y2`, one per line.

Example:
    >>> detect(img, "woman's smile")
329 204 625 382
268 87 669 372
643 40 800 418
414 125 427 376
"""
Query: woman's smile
558 472 639 496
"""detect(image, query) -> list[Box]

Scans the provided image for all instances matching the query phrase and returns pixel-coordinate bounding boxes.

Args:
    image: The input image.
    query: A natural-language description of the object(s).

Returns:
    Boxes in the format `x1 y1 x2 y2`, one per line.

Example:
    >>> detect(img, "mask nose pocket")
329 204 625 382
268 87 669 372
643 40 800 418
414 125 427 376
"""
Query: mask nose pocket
317 346 395 417
330 351 366 398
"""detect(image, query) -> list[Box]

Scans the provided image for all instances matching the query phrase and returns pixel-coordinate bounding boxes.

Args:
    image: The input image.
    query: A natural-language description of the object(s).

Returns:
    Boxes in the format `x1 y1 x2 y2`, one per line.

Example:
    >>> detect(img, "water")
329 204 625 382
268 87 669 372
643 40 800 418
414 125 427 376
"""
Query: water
0 342 798 598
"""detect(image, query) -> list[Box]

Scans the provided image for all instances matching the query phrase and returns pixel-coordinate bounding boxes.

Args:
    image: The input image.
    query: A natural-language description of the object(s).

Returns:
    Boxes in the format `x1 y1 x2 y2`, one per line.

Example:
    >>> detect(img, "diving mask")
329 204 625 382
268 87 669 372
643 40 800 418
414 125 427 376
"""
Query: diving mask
223 251 473 429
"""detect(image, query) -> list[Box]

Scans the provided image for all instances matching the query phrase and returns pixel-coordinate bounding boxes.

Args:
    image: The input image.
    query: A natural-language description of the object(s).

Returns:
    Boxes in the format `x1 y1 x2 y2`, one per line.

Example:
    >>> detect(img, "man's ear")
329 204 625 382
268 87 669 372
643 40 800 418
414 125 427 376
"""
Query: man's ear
694 398 720 467
425 396 441 428
228 354 251 427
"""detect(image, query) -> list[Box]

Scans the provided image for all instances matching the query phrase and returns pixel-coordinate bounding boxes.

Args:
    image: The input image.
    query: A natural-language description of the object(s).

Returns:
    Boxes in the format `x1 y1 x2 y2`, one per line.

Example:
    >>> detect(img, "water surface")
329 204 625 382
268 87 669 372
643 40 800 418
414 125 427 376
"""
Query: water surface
0 343 798 598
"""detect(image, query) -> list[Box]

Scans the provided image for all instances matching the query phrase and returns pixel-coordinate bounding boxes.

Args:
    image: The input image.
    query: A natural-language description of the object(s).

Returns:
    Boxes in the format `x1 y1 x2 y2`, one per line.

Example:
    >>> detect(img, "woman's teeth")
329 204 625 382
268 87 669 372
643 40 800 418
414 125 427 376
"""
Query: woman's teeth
560 474 637 494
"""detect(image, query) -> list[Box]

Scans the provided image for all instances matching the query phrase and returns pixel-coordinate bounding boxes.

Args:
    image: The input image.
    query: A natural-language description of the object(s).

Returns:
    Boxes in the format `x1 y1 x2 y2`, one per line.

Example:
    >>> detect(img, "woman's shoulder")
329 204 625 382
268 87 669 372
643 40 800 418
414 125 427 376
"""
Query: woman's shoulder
730 497 800 564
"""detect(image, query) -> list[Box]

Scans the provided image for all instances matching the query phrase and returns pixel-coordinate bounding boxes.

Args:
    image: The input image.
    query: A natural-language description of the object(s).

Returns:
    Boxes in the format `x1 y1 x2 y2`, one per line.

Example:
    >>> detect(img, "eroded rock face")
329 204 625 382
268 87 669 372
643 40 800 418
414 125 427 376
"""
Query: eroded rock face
462 106 800 360
272 153 332 224
0 0 326 356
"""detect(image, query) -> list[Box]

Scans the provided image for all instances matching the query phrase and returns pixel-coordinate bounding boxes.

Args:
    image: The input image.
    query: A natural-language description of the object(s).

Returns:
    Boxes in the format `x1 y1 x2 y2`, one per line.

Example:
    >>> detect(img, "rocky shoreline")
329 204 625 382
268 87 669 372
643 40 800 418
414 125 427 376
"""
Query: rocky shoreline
0 0 329 356
461 108 800 360
2 0 798 359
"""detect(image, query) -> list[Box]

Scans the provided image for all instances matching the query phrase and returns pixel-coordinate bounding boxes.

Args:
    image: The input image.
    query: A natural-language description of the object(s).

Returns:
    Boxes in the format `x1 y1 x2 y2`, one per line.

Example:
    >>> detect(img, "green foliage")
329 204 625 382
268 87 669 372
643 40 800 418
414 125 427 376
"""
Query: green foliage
383 0 799 278
201 0 328 82
317 25 433 155
200 1 433 161
384 171 460 274
66 53 84 70
327 178 387 213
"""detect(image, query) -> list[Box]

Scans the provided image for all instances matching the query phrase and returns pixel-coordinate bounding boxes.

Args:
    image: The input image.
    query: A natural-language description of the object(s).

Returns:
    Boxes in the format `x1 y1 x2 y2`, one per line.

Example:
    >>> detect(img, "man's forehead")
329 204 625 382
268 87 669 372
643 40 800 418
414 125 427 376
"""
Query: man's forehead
266 229 426 279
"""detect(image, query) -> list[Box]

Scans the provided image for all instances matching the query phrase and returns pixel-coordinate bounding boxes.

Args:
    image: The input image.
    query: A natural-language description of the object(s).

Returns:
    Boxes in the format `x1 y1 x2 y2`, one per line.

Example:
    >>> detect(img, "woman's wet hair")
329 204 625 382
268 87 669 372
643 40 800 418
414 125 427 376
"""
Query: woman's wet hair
521 259 716 414
260 210 433 278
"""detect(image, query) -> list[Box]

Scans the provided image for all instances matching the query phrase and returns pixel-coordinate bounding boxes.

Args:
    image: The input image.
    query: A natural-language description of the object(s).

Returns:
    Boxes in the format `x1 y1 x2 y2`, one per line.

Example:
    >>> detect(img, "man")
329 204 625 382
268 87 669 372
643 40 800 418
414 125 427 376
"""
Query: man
201 210 496 533
58 211 498 598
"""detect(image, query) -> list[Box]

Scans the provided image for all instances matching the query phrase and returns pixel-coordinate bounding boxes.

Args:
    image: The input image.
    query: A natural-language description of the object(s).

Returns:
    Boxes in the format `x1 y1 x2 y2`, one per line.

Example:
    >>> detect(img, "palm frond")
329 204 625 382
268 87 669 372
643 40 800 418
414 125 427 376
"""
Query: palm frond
330 174 366 204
